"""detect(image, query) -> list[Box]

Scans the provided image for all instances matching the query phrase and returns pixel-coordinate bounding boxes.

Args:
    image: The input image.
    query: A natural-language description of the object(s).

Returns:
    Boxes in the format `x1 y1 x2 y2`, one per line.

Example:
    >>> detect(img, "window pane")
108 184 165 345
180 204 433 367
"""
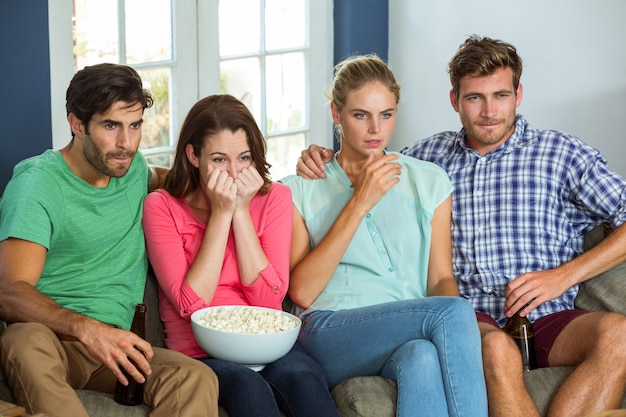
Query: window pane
145 153 173 168
266 133 305 181
220 58 262 124
139 68 171 151
125 0 172 64
73 0 118 68
219 0 260 56
266 53 306 134
265 0 305 51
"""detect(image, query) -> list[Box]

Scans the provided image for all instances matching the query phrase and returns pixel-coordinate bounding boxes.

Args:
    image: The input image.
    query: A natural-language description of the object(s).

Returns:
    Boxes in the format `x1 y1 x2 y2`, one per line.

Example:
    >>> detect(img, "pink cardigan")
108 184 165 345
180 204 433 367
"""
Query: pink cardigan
142 184 293 357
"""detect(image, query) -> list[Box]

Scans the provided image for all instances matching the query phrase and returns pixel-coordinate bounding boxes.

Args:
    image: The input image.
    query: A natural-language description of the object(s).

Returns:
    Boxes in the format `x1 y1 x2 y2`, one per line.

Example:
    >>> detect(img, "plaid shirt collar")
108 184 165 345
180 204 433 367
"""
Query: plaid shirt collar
453 115 539 158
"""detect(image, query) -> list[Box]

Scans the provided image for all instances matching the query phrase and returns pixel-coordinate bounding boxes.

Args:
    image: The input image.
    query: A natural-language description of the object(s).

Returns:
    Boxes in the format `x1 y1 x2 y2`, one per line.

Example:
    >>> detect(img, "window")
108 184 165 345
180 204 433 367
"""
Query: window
73 0 174 166
49 0 333 179
218 0 307 180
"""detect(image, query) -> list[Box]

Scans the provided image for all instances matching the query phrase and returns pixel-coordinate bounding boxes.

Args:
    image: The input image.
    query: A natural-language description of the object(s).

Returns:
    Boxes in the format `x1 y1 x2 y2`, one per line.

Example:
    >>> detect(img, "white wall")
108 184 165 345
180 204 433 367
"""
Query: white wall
388 0 626 177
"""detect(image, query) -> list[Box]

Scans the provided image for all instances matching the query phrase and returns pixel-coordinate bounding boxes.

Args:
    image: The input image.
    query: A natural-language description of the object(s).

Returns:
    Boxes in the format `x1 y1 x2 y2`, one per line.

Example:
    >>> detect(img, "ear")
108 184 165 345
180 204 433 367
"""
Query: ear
449 89 460 113
330 102 341 125
68 113 85 137
515 83 523 108
186 143 199 168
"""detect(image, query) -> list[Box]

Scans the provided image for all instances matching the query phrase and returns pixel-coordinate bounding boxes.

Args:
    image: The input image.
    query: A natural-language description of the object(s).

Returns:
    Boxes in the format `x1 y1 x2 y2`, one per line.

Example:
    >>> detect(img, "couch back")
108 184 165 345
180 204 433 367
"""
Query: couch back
143 267 166 348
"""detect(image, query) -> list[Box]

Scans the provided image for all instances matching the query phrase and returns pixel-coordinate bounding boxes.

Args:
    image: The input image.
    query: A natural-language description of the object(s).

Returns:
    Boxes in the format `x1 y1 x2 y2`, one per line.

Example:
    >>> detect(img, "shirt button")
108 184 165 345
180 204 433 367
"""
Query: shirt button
366 213 372 218
273 286 279 292
388 267 393 272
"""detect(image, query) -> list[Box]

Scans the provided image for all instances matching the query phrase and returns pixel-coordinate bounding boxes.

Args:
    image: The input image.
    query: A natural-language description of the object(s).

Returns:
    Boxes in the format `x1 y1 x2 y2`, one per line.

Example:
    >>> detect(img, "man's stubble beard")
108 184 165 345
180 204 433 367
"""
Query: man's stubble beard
83 134 136 178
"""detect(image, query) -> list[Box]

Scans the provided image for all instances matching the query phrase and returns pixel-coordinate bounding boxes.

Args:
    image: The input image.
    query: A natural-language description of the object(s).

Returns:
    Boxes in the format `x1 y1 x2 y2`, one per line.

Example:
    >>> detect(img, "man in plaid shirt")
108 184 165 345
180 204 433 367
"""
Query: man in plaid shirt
297 35 626 417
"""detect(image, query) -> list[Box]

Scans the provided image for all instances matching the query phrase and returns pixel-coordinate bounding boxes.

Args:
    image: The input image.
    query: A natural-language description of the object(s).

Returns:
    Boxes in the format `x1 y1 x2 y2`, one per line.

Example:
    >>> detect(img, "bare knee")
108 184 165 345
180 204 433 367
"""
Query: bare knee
481 327 521 370
590 312 626 362
552 311 626 367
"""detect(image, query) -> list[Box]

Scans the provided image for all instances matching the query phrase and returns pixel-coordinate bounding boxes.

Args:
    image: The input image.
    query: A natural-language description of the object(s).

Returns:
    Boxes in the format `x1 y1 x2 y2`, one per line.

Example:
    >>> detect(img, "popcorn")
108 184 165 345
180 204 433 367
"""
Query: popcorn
196 306 298 334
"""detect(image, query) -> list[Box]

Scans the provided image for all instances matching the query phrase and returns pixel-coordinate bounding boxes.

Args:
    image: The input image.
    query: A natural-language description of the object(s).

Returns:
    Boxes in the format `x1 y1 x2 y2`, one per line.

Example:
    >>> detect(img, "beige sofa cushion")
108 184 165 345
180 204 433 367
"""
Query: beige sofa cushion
576 261 626 315
576 224 626 315
331 376 396 417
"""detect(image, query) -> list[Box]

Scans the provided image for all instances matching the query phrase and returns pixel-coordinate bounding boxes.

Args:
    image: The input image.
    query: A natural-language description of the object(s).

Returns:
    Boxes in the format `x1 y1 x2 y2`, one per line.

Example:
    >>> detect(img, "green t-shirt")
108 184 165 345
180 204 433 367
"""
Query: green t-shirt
0 150 151 329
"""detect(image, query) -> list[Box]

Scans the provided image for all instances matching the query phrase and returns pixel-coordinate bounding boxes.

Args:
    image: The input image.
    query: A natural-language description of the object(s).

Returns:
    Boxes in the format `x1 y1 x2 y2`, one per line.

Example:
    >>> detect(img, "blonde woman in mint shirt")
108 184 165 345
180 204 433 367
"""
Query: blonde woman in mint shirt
281 55 488 417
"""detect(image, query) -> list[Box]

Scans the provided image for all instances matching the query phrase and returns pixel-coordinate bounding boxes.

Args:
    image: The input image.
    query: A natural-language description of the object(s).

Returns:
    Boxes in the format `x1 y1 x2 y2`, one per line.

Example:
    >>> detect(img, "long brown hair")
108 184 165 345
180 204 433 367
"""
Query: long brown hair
164 94 272 197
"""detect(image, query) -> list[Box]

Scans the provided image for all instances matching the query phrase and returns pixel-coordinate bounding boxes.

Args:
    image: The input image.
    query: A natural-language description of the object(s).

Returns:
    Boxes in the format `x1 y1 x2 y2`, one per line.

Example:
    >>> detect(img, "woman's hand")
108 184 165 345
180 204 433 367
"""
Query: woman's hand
205 165 238 215
350 152 401 213
234 165 264 211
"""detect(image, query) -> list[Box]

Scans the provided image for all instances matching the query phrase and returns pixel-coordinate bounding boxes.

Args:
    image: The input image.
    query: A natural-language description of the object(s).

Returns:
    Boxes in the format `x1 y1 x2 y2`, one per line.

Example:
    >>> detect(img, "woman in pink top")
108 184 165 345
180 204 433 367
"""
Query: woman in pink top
142 95 339 417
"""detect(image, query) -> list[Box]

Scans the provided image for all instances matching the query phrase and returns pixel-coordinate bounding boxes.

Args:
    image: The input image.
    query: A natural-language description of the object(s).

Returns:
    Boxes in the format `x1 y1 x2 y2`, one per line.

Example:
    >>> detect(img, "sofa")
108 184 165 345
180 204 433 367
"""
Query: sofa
1 224 625 416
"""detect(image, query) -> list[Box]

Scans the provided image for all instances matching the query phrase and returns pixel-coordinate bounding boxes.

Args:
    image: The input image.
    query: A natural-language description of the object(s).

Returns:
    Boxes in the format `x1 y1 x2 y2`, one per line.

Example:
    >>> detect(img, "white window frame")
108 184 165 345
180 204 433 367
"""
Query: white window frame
48 0 333 164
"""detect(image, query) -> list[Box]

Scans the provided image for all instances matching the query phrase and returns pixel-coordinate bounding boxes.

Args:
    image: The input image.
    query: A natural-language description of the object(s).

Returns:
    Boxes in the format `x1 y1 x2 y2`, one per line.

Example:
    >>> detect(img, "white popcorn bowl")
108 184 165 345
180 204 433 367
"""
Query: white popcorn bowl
190 305 301 371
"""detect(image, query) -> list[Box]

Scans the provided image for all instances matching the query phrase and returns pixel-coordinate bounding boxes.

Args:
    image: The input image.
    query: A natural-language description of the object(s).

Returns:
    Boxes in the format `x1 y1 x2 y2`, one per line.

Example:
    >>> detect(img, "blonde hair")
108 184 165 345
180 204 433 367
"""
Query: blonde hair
326 54 400 139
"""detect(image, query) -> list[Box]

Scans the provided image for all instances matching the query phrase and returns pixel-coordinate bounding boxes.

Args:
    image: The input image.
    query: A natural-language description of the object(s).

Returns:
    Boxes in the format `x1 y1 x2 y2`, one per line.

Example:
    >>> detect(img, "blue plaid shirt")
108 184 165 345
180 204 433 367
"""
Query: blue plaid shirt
401 115 626 325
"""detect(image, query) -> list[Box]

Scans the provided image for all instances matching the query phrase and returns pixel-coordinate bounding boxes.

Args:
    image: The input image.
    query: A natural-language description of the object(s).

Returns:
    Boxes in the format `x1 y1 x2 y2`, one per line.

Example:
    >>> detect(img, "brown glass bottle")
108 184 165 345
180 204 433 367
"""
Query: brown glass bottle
114 303 147 406
504 311 536 372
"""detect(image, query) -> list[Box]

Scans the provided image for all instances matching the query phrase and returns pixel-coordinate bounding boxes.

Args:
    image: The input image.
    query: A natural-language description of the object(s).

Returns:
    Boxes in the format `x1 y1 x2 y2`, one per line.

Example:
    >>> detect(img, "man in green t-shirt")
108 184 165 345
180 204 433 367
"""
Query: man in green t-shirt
0 64 218 417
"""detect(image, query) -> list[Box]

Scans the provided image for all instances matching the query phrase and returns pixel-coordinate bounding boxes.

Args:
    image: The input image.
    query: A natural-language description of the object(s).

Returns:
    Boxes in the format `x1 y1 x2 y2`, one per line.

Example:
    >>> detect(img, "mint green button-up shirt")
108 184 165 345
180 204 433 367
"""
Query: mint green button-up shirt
281 152 453 316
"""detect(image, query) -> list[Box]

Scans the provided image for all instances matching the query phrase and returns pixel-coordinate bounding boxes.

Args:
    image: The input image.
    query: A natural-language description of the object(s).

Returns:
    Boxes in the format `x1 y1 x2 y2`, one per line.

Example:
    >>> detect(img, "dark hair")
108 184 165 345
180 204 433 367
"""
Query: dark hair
448 35 523 98
65 63 154 137
164 94 272 198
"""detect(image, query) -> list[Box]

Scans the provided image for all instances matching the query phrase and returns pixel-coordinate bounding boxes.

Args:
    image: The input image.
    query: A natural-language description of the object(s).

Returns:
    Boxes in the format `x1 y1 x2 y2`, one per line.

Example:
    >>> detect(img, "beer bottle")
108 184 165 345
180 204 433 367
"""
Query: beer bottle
114 303 148 405
504 310 536 372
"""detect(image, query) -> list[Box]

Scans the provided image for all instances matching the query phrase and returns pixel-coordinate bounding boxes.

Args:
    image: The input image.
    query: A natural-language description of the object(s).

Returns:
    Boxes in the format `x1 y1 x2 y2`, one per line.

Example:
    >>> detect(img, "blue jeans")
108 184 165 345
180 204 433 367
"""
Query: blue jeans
298 297 488 417
200 342 339 417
